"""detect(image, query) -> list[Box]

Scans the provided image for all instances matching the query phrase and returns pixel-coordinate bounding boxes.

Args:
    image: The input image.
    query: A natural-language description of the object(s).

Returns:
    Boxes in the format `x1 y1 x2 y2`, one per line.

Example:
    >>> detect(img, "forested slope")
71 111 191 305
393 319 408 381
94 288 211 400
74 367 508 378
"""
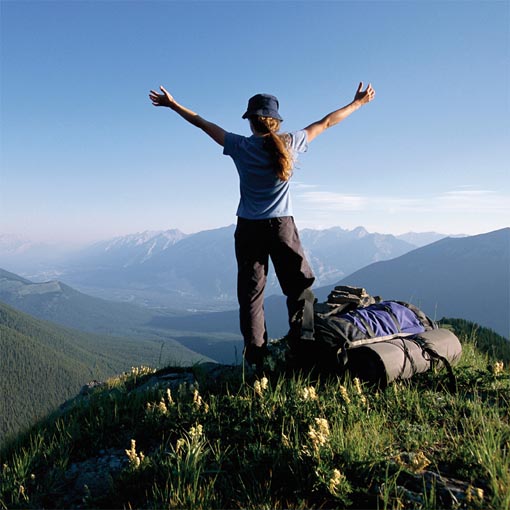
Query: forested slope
0 302 210 444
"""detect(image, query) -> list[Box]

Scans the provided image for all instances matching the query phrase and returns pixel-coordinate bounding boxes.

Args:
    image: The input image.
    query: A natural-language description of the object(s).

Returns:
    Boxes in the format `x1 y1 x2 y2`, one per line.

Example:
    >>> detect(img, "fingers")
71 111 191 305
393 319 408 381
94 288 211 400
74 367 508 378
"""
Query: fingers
359 82 375 102
148 91 163 106
366 83 375 100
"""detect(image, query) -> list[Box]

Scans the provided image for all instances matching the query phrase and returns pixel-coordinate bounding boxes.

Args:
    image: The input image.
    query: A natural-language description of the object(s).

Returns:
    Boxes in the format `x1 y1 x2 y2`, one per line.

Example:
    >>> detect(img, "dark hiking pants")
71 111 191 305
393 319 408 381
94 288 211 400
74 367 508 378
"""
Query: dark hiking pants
234 216 315 361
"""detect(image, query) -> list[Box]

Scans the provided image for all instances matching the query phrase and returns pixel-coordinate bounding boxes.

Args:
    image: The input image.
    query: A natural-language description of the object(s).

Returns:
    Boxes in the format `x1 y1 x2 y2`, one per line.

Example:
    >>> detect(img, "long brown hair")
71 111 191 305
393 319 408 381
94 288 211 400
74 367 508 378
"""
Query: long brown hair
250 116 293 181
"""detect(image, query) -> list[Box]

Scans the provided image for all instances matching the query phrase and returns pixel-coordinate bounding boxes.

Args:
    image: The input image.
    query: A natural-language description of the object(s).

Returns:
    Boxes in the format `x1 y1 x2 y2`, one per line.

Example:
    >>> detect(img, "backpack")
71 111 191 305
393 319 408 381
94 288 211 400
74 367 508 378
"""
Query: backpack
290 286 462 388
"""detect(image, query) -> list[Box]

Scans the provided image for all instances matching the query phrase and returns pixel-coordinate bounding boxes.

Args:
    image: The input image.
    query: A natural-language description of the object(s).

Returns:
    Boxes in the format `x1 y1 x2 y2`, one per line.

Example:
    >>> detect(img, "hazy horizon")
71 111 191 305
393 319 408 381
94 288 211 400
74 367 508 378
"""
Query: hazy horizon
0 222 499 252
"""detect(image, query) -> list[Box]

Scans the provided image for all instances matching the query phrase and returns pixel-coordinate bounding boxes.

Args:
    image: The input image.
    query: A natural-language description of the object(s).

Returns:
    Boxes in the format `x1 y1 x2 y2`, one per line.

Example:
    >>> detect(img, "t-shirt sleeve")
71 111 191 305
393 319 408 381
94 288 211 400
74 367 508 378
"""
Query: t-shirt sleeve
290 130 308 154
223 132 243 156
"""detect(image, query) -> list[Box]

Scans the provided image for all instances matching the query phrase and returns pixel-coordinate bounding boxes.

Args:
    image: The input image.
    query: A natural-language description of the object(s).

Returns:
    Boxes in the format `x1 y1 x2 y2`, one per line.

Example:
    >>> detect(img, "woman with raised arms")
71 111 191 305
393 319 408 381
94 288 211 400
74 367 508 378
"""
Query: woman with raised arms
149 82 375 370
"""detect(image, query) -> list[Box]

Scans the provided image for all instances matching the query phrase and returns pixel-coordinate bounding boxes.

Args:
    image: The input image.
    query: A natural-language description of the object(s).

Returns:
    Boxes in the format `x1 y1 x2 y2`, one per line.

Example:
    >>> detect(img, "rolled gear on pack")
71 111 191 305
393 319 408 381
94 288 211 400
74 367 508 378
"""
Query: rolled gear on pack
345 328 462 387
287 286 462 388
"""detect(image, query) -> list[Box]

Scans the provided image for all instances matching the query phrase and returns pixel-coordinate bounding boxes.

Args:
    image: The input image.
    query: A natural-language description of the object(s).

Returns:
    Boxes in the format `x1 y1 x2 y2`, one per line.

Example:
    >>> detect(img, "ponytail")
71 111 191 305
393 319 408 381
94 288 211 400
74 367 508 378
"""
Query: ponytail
250 116 293 181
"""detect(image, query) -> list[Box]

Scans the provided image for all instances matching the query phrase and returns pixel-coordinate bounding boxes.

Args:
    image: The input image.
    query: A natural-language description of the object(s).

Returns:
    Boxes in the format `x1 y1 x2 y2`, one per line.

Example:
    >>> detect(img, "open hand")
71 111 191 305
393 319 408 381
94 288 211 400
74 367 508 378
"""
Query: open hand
149 86 175 107
354 82 375 105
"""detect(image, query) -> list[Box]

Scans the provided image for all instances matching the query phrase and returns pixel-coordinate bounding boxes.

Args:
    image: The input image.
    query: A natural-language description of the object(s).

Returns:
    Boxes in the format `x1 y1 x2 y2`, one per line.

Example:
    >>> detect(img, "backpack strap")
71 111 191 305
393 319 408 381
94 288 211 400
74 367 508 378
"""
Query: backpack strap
424 346 458 393
411 336 458 393
351 311 376 338
300 288 316 341
347 332 415 348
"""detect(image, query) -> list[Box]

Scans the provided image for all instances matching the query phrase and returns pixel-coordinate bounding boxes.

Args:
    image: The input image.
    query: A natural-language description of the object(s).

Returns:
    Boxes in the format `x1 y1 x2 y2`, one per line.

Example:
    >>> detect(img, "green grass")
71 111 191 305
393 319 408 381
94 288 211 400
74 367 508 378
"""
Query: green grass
1 332 509 510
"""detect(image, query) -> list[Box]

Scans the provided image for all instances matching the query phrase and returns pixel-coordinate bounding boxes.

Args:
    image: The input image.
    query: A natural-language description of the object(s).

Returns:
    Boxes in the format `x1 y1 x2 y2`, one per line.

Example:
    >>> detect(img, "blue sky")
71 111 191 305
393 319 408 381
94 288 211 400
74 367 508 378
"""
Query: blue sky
1 0 509 245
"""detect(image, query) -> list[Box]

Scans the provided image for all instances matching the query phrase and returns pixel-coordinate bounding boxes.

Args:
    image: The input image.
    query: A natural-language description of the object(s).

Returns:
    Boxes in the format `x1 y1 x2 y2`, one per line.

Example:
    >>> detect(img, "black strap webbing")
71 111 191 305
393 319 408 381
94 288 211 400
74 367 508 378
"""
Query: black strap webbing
412 335 458 393
422 347 458 393
300 288 315 341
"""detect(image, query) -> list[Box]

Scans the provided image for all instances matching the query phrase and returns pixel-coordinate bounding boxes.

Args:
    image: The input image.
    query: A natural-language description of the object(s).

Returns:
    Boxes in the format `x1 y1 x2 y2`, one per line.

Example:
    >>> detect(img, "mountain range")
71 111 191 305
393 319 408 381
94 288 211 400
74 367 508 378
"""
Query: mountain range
1 225 507 345
149 228 510 341
2 225 432 311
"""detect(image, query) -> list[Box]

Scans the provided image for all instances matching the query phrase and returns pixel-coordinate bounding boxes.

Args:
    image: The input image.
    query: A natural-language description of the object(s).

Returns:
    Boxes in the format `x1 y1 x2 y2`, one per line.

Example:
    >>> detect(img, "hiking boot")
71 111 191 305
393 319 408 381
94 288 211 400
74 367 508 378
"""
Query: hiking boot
243 344 268 373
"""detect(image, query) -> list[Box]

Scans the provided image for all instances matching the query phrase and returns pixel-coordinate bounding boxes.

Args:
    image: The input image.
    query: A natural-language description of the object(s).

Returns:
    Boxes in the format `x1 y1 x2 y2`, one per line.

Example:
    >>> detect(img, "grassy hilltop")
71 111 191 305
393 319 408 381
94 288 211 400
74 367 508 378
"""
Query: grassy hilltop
0 322 509 510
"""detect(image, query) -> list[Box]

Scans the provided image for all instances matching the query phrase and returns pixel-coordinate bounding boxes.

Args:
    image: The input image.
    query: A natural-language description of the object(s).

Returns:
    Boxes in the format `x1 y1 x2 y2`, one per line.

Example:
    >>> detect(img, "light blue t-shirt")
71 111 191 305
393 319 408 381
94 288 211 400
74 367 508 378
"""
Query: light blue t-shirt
223 130 308 219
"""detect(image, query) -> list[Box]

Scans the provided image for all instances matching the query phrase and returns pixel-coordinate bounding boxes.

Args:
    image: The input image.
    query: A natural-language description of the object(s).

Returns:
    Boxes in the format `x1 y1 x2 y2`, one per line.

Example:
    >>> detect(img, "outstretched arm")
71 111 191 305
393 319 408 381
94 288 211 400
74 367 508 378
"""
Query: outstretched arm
149 86 226 147
304 82 375 143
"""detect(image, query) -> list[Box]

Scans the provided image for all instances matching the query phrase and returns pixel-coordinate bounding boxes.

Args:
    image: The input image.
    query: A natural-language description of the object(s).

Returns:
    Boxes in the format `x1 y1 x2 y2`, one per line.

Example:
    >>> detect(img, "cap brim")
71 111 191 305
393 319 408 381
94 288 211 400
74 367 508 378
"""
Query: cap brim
242 110 283 121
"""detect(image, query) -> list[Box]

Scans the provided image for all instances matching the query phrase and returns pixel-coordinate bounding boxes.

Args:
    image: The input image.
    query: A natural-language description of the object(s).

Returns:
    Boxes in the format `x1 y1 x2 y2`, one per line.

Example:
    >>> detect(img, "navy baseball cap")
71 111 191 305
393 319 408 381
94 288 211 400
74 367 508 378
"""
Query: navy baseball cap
242 93 283 121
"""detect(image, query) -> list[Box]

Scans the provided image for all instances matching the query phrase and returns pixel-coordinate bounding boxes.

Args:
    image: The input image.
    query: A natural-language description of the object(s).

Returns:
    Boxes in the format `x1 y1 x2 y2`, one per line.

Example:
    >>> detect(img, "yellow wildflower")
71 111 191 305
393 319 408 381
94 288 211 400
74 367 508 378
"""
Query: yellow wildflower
193 388 203 408
301 386 318 401
315 418 329 435
308 418 330 451
466 484 484 503
125 439 144 468
130 366 156 377
492 361 504 376
329 468 346 494
176 438 186 453
156 399 168 414
192 387 209 412
189 424 204 441
411 451 431 472
396 451 431 472
166 388 174 404
353 378 367 405
253 376 269 397
339 385 351 404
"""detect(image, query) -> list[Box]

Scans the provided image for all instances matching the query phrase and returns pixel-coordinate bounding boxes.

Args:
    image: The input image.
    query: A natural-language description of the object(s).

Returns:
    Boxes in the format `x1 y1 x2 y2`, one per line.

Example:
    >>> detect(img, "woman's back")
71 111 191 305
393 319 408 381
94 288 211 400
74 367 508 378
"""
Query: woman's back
223 130 308 220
